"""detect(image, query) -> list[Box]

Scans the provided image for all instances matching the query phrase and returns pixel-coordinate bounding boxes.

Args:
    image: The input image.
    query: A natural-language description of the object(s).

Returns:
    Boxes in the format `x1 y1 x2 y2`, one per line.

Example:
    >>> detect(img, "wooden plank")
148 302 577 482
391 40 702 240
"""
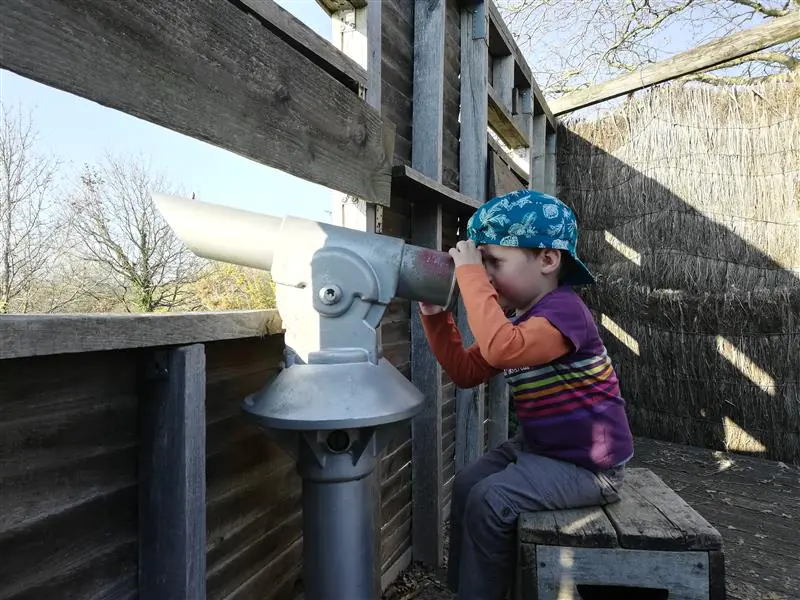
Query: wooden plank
486 373 509 449
544 130 557 196
239 0 366 91
0 311 280 360
488 83 529 148
535 546 710 600
550 12 800 115
139 344 206 600
489 150 525 197
530 114 547 192
488 135 529 184
456 2 488 470
411 201 445 568
485 0 555 128
0 0 395 206
392 165 482 211
412 0 447 181
603 468 723 551
491 54 515 111
518 506 619 547
459 0 489 205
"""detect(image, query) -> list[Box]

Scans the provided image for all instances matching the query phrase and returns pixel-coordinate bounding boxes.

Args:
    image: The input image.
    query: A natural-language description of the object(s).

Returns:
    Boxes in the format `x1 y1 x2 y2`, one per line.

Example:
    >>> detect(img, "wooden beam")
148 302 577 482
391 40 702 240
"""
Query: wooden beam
488 135 529 185
412 0 448 181
392 165 481 212
0 311 281 360
460 0 489 205
0 0 395 205
491 54 515 111
550 12 800 115
545 131 557 196
239 0 367 91
457 0 489 471
410 0 448 567
410 201 445 568
488 83 529 148
530 114 547 192
139 344 206 600
485 0 555 128
486 374 509 450
315 0 368 15
489 150 526 197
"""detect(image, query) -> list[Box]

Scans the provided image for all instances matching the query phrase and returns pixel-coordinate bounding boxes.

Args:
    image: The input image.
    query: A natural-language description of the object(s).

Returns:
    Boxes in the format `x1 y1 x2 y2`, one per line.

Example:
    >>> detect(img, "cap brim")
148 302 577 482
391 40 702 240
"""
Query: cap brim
563 254 596 286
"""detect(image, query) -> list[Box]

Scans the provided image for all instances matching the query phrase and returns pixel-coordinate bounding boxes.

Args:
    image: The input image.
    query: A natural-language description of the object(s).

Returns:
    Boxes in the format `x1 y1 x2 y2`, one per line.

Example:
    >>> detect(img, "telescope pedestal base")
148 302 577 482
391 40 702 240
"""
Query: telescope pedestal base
242 356 424 600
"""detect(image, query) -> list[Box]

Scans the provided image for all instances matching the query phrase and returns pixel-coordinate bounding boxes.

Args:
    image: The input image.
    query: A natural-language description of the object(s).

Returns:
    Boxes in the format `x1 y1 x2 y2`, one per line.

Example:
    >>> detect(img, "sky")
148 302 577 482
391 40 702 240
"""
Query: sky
0 0 336 223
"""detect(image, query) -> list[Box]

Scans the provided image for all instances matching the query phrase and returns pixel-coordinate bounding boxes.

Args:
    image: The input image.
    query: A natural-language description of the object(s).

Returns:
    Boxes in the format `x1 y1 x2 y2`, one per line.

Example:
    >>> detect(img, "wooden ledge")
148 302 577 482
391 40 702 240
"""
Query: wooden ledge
240 0 367 92
391 165 482 212
488 84 529 149
0 310 283 360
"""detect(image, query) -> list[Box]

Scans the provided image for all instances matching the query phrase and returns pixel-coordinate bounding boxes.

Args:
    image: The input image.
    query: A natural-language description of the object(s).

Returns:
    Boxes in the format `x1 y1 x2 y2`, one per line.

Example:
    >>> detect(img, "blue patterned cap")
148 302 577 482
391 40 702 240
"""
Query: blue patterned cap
466 189 595 286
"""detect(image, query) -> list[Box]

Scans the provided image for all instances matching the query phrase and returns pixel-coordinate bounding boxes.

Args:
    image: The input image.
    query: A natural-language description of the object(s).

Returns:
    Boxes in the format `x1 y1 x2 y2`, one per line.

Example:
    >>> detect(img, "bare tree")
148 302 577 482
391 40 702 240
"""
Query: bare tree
70 155 203 313
0 103 64 313
498 0 800 96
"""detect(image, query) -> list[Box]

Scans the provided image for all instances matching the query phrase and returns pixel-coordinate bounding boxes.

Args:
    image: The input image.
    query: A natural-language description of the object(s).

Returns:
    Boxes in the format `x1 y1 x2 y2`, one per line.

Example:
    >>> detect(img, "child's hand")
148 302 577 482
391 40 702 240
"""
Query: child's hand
449 240 483 268
419 302 446 316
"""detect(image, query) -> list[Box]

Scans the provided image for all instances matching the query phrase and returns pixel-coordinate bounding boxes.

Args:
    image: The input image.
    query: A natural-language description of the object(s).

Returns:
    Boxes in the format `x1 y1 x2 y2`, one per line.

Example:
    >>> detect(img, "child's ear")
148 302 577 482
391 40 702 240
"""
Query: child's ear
541 249 562 275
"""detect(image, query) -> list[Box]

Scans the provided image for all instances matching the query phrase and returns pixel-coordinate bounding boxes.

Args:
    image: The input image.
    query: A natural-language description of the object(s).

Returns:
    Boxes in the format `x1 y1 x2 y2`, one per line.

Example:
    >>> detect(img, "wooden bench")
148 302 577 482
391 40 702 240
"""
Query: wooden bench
515 468 725 600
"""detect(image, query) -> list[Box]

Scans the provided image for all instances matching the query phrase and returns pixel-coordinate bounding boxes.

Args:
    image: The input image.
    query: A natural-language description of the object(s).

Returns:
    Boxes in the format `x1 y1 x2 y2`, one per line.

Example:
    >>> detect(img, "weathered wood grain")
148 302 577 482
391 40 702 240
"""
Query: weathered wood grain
239 0 367 91
0 350 139 600
139 344 206 600
604 468 723 551
0 0 394 205
0 310 281 360
411 199 446 567
518 507 619 547
413 0 448 181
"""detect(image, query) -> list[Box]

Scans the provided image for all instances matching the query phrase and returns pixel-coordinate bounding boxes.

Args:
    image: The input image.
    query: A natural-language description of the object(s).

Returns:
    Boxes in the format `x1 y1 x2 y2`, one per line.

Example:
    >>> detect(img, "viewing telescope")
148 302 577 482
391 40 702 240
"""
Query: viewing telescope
153 193 460 600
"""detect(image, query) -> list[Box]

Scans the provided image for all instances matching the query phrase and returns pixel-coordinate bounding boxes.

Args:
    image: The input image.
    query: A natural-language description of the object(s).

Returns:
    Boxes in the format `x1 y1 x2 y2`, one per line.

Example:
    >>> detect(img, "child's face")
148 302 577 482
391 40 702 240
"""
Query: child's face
479 244 561 311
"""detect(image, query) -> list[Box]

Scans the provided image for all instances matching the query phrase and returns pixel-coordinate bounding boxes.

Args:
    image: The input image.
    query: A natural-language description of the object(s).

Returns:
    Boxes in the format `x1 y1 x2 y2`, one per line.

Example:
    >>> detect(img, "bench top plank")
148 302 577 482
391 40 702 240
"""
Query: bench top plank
603 468 723 551
518 468 723 552
518 507 619 548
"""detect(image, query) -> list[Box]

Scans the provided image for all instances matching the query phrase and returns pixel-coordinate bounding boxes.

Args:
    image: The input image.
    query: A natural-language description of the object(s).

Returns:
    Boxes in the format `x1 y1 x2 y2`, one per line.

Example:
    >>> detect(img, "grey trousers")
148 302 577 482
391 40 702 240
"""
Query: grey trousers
447 434 625 600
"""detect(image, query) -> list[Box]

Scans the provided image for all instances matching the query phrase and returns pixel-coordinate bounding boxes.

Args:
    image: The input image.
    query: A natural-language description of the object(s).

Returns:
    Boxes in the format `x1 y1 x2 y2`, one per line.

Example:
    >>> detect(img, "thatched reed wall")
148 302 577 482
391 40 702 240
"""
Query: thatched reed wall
557 76 800 464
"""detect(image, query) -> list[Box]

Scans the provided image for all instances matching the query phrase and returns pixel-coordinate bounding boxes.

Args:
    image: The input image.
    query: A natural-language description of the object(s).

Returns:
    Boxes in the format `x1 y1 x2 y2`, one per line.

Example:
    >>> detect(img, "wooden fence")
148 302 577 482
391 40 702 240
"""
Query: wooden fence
0 0 556 597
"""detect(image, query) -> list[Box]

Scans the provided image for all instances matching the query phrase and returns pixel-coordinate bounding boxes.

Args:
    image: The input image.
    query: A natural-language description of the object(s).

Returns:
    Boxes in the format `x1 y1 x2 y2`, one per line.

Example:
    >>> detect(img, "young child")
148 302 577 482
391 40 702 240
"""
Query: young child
419 189 634 600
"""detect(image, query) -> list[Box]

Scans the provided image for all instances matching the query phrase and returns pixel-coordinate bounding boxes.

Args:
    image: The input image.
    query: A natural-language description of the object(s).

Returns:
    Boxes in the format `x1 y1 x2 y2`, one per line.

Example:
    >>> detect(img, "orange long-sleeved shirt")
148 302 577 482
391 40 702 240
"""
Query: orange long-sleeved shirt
420 264 571 388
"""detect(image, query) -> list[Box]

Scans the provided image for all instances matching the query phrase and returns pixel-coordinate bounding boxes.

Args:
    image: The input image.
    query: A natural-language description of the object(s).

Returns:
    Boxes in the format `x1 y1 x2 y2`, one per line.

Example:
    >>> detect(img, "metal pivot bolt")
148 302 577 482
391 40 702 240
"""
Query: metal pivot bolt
319 284 342 305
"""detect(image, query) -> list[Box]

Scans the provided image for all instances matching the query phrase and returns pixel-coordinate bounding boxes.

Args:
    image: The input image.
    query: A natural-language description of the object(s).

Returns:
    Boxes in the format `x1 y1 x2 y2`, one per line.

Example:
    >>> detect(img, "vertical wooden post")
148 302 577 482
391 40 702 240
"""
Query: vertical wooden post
545 129 557 197
332 4 385 593
410 204 445 568
457 0 489 472
410 0 447 569
492 54 514 110
530 114 547 192
139 344 206 600
486 374 509 450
